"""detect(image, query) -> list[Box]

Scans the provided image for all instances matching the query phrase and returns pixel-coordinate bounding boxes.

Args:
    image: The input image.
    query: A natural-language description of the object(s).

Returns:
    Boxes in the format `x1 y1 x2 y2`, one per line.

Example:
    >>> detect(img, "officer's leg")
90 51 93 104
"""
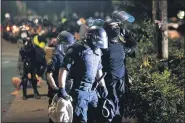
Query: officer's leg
107 78 125 123
118 71 129 120
48 92 54 123
22 68 28 100
73 91 89 123
88 91 98 123
116 78 126 116
105 77 120 115
31 68 40 99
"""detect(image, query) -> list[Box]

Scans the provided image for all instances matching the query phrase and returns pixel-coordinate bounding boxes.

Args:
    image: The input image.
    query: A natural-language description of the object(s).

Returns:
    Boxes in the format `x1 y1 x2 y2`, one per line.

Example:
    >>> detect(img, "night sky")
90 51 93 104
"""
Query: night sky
25 1 112 18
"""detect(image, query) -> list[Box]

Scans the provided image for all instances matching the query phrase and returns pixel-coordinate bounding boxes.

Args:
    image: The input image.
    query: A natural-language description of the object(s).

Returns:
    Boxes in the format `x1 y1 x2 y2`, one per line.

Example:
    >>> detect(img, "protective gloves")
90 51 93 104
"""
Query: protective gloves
53 87 59 93
98 86 108 98
57 88 71 100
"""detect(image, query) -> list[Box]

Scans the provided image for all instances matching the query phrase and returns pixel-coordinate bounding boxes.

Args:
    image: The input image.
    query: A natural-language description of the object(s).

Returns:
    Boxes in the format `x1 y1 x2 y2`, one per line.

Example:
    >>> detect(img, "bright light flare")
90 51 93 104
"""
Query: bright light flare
177 10 185 19
26 26 30 30
6 26 10 31
12 25 20 33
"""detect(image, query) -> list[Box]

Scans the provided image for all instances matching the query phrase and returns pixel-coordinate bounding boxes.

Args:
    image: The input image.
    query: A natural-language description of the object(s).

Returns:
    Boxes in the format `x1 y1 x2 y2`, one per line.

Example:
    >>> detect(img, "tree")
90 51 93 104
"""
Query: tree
153 0 168 59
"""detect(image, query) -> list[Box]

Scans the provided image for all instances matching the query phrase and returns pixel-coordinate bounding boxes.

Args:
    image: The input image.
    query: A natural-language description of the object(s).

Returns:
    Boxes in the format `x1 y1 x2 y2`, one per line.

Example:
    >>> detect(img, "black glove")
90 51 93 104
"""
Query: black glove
57 88 70 100
53 87 59 93
98 86 108 98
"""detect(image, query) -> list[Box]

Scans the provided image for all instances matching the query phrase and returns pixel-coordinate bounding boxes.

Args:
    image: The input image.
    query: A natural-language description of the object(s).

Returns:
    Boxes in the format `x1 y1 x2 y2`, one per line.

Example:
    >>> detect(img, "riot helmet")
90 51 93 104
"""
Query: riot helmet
86 17 95 27
111 11 135 23
93 19 105 27
86 26 108 49
56 31 75 54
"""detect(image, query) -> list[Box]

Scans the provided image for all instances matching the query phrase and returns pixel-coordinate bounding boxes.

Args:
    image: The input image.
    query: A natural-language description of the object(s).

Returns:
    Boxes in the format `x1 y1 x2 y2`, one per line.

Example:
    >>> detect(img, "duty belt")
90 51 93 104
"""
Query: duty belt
110 39 118 44
78 82 93 92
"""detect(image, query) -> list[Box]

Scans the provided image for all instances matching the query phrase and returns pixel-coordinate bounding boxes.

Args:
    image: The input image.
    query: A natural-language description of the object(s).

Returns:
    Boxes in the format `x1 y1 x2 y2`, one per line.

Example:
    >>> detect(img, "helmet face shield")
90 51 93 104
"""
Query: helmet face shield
62 43 70 53
94 36 108 49
99 29 108 49
87 26 108 49
86 17 95 27
112 11 135 23
57 31 75 45
57 42 71 54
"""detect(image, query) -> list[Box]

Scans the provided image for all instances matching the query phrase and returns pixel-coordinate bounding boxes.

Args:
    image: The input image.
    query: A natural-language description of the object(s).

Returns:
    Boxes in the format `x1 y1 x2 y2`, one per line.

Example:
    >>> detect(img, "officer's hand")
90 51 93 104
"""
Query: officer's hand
98 86 108 98
53 87 59 93
57 88 71 100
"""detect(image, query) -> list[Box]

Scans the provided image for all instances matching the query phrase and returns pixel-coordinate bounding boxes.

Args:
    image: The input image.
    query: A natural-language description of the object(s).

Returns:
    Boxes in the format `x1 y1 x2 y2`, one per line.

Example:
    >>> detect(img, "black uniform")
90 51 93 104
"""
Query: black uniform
102 22 137 122
20 40 40 99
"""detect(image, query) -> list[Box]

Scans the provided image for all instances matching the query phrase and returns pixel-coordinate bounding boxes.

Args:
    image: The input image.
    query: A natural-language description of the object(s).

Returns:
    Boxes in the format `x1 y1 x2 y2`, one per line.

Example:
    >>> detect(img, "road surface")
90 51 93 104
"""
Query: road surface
1 39 19 118
1 56 19 118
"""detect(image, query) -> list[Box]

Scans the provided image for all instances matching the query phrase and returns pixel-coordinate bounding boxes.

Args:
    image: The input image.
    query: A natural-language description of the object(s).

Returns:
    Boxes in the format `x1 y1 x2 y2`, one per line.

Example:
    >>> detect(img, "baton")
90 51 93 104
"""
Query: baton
93 72 107 91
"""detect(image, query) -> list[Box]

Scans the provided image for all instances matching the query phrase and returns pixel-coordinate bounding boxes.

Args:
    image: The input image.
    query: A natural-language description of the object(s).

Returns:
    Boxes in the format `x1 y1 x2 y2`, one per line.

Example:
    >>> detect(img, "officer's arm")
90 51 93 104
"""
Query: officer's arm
47 72 58 90
58 68 68 88
96 57 106 87
58 48 74 89
122 29 137 57
46 57 58 90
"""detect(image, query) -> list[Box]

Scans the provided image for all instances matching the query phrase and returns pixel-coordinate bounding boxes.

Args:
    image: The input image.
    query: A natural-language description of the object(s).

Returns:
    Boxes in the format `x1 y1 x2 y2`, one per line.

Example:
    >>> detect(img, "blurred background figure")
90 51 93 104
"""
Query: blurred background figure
11 73 43 96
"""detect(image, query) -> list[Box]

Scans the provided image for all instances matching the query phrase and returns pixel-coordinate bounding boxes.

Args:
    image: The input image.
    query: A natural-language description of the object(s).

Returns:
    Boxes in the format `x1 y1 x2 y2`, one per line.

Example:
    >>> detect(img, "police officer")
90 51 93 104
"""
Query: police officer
101 11 137 122
20 38 40 100
47 31 75 123
58 26 109 123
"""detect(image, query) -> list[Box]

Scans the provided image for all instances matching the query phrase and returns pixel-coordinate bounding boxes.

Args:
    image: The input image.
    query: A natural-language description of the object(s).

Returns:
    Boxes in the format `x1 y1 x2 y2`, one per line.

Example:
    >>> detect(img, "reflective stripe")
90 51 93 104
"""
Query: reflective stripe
33 35 39 45
33 35 46 48
61 18 67 24
39 42 45 48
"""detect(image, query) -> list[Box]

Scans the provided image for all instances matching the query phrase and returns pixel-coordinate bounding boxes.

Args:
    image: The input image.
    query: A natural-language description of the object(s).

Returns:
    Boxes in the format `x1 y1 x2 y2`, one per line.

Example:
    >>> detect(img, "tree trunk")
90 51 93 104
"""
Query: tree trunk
152 0 158 53
153 0 162 58
160 1 168 59
152 0 168 59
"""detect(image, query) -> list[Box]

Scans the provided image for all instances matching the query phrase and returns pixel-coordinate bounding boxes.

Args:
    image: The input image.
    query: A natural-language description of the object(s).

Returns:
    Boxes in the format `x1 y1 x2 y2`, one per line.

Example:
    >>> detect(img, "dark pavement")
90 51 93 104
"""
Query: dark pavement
1 39 19 118
1 56 19 118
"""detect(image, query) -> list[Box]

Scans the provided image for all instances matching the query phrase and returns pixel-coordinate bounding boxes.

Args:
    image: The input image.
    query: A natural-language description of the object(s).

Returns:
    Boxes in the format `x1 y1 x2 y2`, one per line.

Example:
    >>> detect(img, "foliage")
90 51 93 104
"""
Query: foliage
124 20 184 123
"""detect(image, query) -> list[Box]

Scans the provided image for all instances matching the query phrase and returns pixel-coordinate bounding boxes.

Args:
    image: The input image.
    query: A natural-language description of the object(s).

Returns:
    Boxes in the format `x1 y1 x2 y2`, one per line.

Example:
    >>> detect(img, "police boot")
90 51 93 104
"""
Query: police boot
23 91 27 100
32 78 41 99
22 79 27 100
34 92 41 99
49 118 54 123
